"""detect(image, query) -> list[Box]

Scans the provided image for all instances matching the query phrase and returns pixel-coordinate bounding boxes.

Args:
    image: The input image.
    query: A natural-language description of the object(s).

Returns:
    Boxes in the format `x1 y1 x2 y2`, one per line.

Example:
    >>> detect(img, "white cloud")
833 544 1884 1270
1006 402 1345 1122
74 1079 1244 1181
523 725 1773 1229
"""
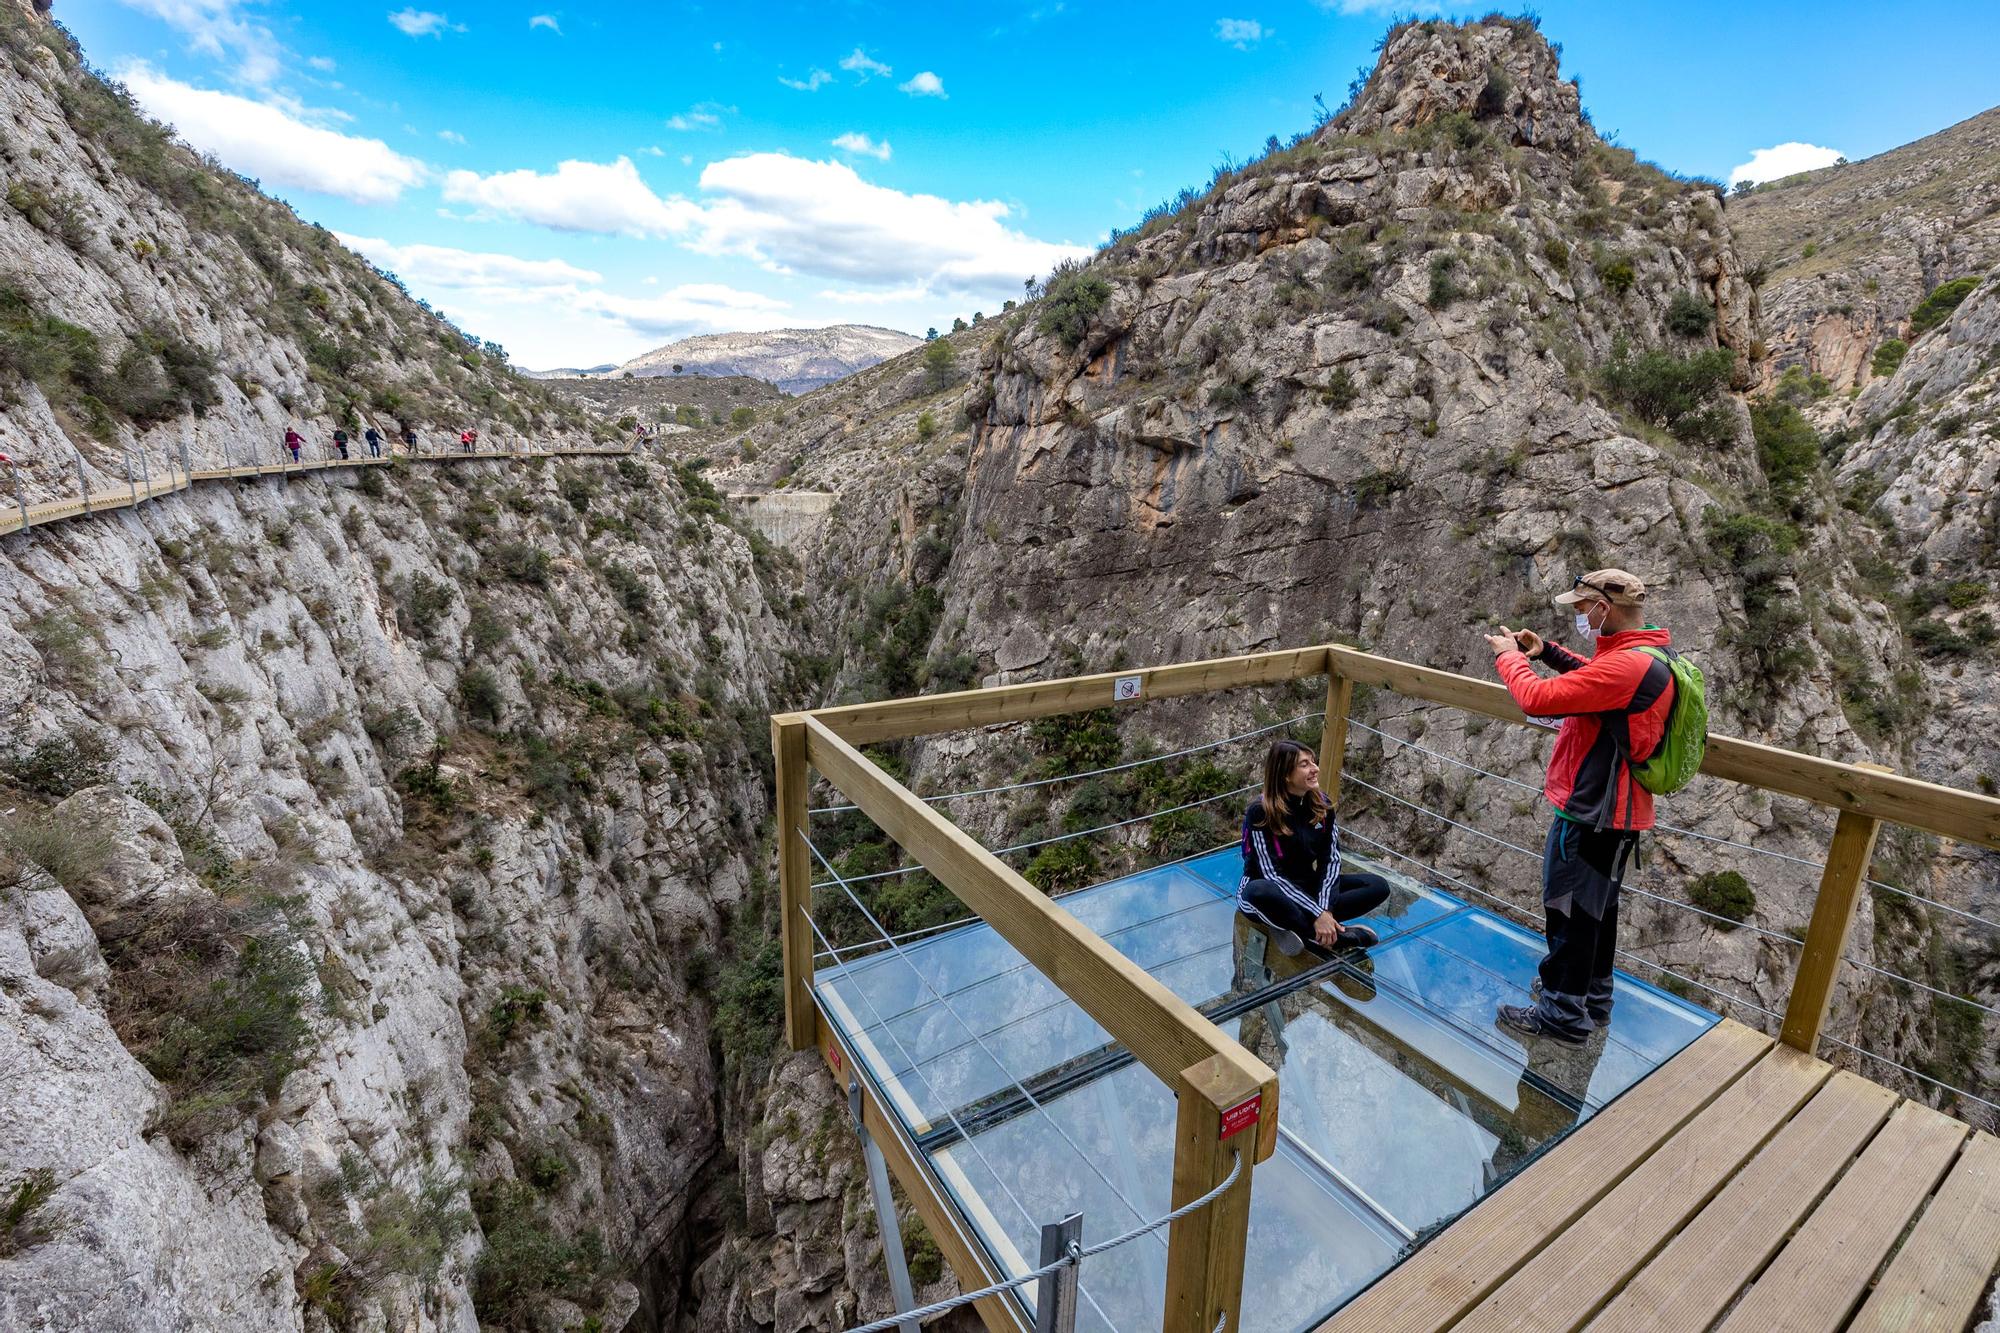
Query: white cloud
529 13 560 32
441 149 1085 305
116 0 284 85
307 54 337 72
121 65 427 205
1215 18 1264 48
1312 0 1443 11
388 9 463 37
573 285 788 338
899 71 946 98
688 152 1084 296
639 144 664 156
437 128 466 144
779 68 833 91
680 154 693 166
831 131 892 160
840 47 892 79
336 233 601 290
1728 141 1844 187
666 102 730 132
816 284 933 306
441 155 699 236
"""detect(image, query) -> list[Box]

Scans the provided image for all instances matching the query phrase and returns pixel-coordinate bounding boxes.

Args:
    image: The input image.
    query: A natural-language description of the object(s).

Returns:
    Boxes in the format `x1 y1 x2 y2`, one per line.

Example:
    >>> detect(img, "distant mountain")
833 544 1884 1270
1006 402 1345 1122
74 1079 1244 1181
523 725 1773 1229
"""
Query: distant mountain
607 325 921 395
522 363 617 379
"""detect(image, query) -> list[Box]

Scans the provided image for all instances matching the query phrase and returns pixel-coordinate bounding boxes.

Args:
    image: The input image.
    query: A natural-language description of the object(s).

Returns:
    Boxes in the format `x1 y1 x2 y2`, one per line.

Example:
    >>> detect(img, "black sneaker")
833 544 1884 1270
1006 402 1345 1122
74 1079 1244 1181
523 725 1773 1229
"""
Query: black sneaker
1336 923 1379 950
1270 928 1305 957
1496 1003 1588 1045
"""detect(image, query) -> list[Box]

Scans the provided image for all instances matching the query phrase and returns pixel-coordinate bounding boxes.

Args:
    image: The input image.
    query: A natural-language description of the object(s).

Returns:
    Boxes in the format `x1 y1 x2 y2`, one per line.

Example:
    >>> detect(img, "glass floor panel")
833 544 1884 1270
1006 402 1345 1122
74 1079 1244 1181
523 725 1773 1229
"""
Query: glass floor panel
816 847 1718 1332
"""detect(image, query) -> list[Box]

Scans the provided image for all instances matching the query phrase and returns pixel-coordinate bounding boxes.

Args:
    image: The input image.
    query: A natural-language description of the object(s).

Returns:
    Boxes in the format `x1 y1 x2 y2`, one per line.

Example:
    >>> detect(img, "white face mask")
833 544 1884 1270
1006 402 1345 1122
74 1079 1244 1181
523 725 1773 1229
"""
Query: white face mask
1575 604 1603 642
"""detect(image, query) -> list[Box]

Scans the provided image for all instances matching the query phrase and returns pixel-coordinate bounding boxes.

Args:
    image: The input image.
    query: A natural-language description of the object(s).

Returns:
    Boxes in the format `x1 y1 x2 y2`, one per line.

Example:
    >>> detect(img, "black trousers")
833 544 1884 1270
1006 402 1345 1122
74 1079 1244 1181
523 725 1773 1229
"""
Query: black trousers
1535 818 1638 1031
1240 872 1390 938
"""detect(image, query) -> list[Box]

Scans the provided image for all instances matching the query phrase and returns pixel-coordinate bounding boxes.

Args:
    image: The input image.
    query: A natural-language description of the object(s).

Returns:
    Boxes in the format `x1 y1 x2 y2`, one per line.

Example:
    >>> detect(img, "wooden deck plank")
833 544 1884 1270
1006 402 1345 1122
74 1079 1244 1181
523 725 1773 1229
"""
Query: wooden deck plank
1848 1130 2000 1333
1458 1042 1832 1333
1714 1097 1969 1333
1317 1020 1771 1333
1584 1070 1898 1333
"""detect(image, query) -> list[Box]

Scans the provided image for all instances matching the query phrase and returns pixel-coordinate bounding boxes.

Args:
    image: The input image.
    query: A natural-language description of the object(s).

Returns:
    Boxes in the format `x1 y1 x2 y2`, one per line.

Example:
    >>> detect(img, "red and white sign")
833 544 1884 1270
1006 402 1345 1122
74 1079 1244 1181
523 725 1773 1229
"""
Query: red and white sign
1219 1094 1262 1140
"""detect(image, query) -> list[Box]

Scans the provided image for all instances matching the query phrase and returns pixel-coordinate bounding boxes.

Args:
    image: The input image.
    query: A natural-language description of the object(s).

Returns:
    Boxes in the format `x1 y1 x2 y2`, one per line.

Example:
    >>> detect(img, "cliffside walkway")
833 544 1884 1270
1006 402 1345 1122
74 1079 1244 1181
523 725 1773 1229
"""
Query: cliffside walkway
0 441 638 539
773 646 2000 1333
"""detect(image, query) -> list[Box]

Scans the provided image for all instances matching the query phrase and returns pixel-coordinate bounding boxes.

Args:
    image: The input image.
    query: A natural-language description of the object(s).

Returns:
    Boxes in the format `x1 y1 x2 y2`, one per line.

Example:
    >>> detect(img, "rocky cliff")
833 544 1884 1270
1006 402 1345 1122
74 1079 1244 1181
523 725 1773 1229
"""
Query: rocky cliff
607 327 923 396
1730 107 2000 393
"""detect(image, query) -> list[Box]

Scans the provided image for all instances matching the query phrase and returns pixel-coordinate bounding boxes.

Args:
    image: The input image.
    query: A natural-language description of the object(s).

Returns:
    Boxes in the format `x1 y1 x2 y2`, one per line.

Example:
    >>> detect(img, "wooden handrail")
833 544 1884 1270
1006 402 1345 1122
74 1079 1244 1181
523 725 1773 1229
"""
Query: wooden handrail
1323 645 2000 850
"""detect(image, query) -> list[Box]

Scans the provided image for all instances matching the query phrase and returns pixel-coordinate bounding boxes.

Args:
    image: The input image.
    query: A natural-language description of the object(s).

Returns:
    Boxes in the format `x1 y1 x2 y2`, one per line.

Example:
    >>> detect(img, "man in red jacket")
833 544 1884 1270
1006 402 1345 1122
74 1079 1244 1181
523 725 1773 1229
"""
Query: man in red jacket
1483 569 1676 1044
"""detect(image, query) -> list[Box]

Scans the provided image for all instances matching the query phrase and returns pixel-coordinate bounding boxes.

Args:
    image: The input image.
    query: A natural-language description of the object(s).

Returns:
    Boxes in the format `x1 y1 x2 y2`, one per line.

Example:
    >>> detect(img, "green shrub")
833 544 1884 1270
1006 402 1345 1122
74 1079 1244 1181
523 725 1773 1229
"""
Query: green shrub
0 1169 60 1259
1908 276 1979 337
486 985 548 1045
0 811 113 887
1024 840 1097 892
110 891 318 1147
1599 340 1734 444
560 474 596 513
458 666 503 723
1 729 112 798
489 542 551 586
26 610 99 691
616 457 649 488
915 409 937 440
1870 338 1907 378
1322 367 1358 410
472 1180 611 1325
1036 260 1113 349
1600 258 1636 294
1540 237 1570 270
1029 708 1121 774
1426 253 1463 309
1686 870 1755 927
1664 291 1714 336
674 403 704 428
729 405 755 427
396 574 456 638
1473 64 1511 120
1704 508 1812 698
602 563 651 616
1324 247 1374 295
1749 400 1820 512
1354 468 1410 509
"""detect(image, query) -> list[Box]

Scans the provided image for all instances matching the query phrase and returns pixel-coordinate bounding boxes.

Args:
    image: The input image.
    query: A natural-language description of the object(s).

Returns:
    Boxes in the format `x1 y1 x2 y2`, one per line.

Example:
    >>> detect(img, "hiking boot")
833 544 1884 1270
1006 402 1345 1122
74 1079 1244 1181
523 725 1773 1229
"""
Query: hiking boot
1497 1003 1588 1045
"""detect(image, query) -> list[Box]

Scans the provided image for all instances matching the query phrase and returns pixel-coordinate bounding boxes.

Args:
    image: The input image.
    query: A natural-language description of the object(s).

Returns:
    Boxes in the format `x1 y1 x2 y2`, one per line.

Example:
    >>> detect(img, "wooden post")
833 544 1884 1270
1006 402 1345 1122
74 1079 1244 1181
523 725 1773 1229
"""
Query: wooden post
1163 1054 1262 1333
1319 661 1354 807
1780 772 1890 1054
772 712 815 1051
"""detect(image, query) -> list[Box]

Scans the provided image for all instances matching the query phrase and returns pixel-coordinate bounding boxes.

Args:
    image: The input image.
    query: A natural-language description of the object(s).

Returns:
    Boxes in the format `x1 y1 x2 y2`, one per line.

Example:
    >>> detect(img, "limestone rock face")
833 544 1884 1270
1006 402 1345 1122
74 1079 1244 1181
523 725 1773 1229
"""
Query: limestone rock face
1731 106 2000 391
1331 15 1586 157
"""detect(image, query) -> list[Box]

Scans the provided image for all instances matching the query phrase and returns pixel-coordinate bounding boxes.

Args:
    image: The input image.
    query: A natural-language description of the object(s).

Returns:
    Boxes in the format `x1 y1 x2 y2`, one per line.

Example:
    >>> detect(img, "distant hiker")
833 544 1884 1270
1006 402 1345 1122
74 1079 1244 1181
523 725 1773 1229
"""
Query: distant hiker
283 427 303 462
1237 740 1387 957
364 425 382 458
459 429 475 453
333 427 350 460
401 425 418 453
1484 569 1676 1044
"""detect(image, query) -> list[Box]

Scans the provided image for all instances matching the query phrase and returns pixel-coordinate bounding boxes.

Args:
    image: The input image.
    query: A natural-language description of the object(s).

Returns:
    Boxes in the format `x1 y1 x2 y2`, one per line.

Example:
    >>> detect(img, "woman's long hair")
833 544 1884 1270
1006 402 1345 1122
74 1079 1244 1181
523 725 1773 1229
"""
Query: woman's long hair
1256 740 1328 837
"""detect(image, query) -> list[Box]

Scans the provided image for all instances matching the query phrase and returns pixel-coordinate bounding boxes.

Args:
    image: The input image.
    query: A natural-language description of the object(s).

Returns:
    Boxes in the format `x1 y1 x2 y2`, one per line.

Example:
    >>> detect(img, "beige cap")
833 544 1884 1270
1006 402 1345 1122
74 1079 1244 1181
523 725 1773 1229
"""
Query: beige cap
1554 568 1647 607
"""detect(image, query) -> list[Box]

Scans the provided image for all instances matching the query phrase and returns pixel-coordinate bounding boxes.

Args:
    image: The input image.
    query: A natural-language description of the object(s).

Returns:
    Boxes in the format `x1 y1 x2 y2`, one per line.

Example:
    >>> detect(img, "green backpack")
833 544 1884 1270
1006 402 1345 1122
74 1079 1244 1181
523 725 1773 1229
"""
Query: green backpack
1627 646 1708 795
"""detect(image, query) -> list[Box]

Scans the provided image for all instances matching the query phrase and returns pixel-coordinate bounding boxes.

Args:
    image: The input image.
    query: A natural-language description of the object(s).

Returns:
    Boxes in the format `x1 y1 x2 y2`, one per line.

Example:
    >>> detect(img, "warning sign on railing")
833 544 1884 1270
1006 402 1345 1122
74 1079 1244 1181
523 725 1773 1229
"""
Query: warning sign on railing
1220 1093 1261 1140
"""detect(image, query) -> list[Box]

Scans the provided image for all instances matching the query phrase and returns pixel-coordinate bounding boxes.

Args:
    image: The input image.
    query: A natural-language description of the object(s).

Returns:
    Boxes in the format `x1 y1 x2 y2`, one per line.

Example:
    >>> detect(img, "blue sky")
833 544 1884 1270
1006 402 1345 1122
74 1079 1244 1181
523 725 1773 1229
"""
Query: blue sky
58 1 2000 369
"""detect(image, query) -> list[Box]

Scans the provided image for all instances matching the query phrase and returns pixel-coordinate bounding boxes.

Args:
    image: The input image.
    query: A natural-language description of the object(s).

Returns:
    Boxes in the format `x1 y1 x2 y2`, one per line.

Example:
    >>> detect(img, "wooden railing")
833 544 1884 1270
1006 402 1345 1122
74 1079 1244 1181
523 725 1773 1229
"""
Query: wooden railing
774 642 2000 1333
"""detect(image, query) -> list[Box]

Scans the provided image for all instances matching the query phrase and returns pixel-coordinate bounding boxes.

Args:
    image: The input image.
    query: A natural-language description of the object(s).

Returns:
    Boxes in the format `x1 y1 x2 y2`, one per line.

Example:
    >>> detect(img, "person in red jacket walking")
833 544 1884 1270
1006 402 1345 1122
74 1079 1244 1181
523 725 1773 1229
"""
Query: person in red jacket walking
1484 569 1676 1044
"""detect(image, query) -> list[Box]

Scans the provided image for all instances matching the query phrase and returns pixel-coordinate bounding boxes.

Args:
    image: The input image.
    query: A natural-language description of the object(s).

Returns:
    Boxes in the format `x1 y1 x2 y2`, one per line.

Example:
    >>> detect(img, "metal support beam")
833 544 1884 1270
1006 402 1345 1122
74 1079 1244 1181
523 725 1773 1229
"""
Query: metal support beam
4 457 27 530
123 448 136 504
70 446 88 514
850 1081 920 1333
1033 1214 1082 1333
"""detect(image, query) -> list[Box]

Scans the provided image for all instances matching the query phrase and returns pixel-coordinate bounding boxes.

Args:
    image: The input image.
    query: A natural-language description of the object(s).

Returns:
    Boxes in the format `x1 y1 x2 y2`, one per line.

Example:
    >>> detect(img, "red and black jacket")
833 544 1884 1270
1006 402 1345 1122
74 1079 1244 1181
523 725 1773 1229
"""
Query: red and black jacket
1495 627 1676 831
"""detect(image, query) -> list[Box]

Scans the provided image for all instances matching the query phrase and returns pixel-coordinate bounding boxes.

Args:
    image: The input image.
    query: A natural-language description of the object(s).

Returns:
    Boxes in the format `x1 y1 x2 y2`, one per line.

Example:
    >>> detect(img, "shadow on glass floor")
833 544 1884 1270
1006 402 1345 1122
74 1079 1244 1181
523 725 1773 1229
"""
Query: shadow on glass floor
814 847 1717 1333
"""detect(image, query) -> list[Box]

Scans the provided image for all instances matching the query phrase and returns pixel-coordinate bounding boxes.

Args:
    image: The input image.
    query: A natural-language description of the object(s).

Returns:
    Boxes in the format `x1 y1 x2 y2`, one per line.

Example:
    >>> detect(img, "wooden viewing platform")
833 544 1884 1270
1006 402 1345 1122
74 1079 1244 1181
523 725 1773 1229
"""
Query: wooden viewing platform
773 642 2000 1333
1325 1019 2000 1333
0 443 640 539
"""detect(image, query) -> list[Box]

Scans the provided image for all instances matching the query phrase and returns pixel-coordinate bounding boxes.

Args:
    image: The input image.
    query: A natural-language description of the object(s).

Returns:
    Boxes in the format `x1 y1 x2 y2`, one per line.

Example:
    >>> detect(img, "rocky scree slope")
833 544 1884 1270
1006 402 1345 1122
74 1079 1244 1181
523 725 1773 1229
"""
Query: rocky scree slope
1730 106 2000 393
693 16 1996 1330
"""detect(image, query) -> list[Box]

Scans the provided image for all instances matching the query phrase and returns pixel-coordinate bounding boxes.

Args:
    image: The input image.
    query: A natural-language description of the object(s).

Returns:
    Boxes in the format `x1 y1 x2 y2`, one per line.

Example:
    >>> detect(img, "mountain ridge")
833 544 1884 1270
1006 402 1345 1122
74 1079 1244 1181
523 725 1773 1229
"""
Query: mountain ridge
596 323 921 394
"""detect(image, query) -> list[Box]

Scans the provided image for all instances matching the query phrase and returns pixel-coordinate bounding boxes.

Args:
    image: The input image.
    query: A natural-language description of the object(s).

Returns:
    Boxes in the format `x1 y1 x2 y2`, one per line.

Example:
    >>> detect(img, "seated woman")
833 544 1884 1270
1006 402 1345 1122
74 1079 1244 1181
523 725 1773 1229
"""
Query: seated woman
1238 740 1390 956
